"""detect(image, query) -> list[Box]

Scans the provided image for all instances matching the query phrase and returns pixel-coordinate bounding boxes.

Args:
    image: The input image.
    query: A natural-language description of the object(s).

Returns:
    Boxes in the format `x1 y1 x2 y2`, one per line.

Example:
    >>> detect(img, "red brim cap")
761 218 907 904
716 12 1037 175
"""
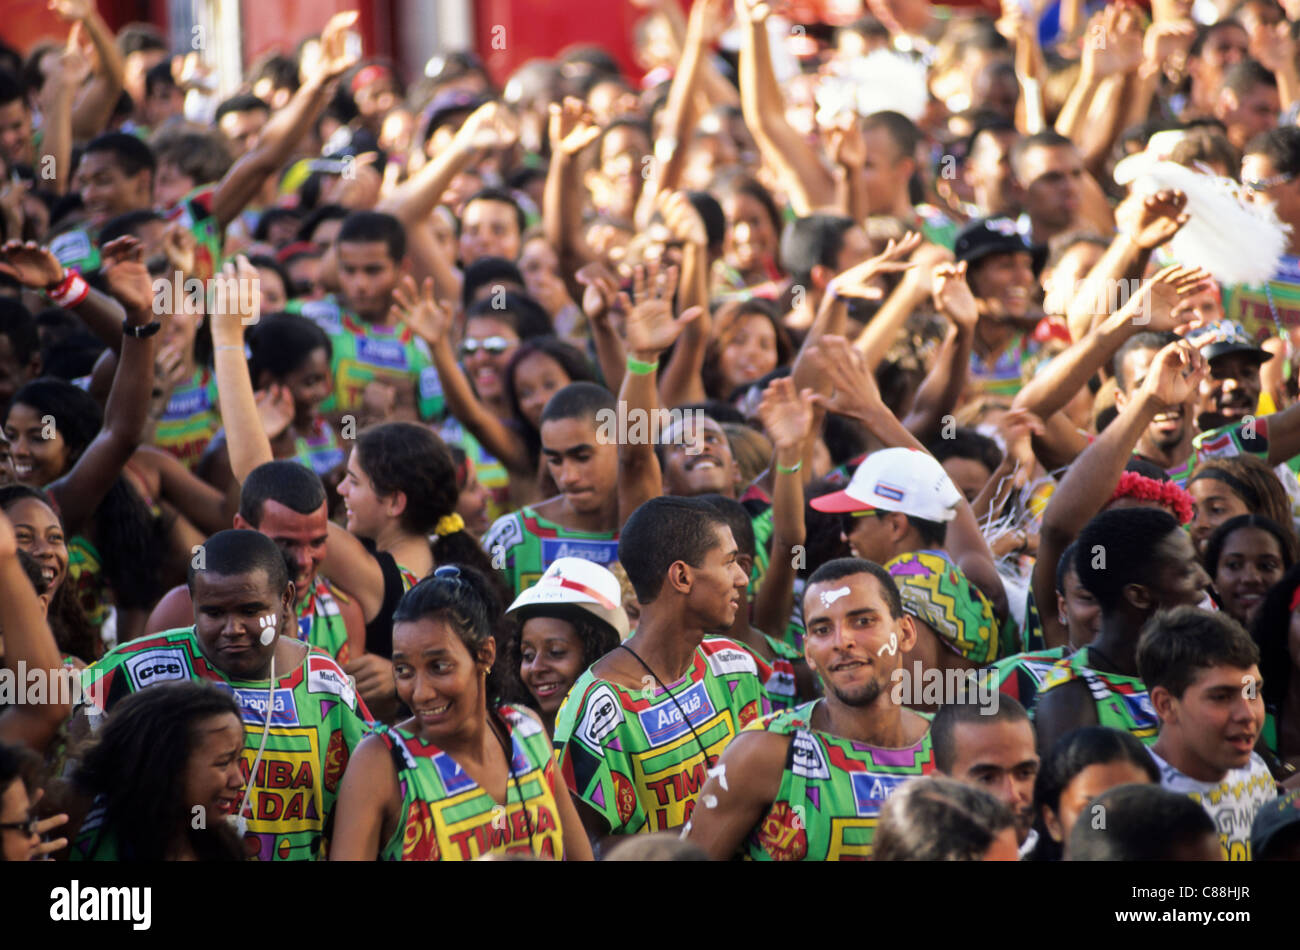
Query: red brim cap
810 489 873 513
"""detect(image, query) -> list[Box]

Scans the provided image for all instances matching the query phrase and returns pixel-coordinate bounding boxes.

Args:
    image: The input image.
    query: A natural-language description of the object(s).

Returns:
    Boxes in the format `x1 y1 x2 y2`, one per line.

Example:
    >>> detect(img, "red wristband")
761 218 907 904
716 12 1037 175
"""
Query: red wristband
47 271 89 308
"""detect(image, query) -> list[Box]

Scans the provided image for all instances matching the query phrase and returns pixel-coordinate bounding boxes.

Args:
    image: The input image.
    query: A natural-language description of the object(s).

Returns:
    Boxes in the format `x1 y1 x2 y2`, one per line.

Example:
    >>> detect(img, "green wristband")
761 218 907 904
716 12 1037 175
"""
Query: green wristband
776 461 802 475
626 355 658 376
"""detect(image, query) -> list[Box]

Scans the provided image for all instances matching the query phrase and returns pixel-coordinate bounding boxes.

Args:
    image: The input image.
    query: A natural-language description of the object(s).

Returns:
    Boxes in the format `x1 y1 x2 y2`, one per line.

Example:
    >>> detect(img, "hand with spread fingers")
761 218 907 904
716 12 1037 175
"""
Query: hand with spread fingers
828 231 922 301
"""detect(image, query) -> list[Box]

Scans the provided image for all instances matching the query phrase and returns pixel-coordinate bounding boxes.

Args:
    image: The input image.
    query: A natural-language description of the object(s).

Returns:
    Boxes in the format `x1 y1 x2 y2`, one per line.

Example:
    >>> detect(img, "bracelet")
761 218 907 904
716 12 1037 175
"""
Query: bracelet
776 461 802 475
47 271 89 308
214 344 244 352
626 355 658 376
122 320 161 339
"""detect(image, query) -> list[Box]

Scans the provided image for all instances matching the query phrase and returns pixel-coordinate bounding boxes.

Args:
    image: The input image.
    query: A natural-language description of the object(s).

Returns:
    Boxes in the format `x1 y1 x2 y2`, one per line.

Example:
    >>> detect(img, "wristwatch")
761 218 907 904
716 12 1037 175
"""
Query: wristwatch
122 320 162 338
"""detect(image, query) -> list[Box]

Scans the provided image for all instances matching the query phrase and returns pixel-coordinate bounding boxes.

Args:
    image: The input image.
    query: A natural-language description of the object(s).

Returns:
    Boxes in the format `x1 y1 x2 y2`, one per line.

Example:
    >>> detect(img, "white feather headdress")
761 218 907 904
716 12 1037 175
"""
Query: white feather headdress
814 49 930 126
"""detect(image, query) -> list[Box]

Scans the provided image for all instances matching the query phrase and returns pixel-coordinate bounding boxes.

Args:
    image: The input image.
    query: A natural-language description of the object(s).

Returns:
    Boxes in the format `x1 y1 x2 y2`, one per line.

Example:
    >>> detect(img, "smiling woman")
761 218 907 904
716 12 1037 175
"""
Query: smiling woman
329 566 594 861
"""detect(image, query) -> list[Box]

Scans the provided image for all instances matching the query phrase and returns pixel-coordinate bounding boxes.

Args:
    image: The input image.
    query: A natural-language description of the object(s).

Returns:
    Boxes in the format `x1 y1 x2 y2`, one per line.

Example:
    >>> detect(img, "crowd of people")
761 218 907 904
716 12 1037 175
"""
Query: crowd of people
2 0 1300 865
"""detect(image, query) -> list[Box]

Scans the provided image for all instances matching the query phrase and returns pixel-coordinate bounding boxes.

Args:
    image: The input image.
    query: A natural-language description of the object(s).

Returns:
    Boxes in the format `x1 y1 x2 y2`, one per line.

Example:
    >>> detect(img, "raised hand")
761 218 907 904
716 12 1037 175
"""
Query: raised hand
47 0 93 22
576 262 620 324
255 383 295 439
657 190 708 247
996 406 1046 489
618 260 701 357
458 100 520 154
1140 338 1206 410
932 260 979 331
827 113 867 170
1115 189 1189 251
0 240 65 288
548 97 600 158
756 376 816 454
828 231 922 300
1143 19 1196 70
161 221 197 277
306 11 361 85
734 0 773 24
807 335 885 418
1082 4 1144 79
210 256 260 344
390 274 453 345
1132 264 1214 331
150 339 189 413
100 236 154 315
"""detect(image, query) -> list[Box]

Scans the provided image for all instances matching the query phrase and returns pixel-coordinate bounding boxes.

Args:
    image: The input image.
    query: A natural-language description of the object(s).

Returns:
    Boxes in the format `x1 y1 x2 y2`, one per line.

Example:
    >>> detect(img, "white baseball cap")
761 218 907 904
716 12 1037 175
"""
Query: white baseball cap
811 447 962 522
506 557 630 640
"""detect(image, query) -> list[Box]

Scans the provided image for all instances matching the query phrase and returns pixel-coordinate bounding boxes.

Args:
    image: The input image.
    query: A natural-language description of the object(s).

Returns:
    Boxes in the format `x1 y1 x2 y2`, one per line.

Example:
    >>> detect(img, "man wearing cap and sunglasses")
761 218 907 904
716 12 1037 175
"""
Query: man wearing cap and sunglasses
1230 126 1300 345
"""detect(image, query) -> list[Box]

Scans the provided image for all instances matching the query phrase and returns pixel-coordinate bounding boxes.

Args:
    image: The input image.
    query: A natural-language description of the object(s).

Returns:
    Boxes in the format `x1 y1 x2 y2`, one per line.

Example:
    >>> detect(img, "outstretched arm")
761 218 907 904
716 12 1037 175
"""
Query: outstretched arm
752 378 812 639
45 238 157 536
616 261 704 525
735 0 835 214
211 258 389 622
809 336 1008 617
212 11 361 229
0 507 73 754
901 261 978 442
392 275 533 475
543 98 602 299
1034 340 1205 648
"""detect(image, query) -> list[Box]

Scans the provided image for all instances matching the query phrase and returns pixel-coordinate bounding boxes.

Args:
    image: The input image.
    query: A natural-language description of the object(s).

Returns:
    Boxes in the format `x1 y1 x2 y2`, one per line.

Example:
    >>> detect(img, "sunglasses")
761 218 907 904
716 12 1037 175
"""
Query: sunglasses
0 814 37 836
1244 171 1296 193
459 336 513 358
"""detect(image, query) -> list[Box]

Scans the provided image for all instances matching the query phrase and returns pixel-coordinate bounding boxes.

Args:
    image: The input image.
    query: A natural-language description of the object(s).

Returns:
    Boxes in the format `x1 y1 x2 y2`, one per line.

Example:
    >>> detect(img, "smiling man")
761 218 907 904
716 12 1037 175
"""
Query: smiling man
553 497 770 852
80 529 371 861
952 217 1046 400
683 558 936 860
484 382 626 598
1139 606 1278 861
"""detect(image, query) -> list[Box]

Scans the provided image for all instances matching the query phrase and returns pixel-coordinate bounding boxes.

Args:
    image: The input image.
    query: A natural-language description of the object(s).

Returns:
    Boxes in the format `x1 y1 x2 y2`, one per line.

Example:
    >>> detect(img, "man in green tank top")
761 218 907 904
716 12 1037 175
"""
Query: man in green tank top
77 530 371 861
1035 507 1211 753
554 497 771 854
683 558 936 860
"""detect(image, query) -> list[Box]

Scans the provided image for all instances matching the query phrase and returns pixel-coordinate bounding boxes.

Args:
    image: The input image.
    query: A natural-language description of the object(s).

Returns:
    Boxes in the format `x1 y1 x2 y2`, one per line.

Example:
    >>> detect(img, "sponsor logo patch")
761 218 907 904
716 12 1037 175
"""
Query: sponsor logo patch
125 648 190 689
541 538 619 566
224 685 300 726
851 772 910 816
791 731 831 780
307 656 357 709
704 646 758 678
579 684 624 750
637 681 716 747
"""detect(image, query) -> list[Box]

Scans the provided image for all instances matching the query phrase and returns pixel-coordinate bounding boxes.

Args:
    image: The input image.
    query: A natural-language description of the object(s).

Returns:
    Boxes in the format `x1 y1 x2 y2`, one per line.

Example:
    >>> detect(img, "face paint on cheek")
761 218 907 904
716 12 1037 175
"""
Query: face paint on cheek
820 586 851 608
258 613 278 645
877 631 898 656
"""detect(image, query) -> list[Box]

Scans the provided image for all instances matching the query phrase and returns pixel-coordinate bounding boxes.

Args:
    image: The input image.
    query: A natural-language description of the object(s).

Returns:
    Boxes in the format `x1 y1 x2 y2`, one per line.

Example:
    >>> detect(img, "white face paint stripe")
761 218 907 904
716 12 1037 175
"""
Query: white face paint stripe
820 586 851 608
258 614 278 629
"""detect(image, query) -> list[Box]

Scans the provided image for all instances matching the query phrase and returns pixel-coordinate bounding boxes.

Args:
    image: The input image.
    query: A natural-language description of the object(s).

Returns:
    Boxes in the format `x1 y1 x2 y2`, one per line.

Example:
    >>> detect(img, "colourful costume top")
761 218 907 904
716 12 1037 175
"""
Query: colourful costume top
1035 646 1159 744
741 700 935 860
374 705 565 860
483 505 619 599
554 639 771 835
78 627 372 860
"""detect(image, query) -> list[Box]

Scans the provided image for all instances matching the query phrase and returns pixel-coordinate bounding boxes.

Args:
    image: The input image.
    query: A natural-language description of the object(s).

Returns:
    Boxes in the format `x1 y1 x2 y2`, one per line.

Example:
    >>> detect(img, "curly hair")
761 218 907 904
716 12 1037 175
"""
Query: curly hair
7 381 168 611
72 682 246 861
354 423 496 582
499 611 620 712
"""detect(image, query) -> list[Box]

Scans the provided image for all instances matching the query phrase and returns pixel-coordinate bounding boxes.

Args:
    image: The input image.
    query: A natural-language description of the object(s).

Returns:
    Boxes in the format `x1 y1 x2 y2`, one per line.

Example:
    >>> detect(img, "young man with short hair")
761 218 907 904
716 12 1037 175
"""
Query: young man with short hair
1034 507 1211 752
143 461 366 665
79 529 372 861
553 496 770 852
683 557 936 860
932 697 1040 851
289 210 445 427
1139 605 1278 860
874 776 1021 861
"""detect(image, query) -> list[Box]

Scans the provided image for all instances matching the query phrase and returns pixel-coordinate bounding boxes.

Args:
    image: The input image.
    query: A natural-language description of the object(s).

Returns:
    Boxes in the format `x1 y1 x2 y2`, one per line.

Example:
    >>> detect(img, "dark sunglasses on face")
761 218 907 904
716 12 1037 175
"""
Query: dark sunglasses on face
459 336 512 357
0 814 38 836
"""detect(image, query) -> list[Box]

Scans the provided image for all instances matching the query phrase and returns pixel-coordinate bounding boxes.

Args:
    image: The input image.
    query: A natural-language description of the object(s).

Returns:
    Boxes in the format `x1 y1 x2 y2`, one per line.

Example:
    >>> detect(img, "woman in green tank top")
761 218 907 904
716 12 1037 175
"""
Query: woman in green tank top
330 566 593 860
